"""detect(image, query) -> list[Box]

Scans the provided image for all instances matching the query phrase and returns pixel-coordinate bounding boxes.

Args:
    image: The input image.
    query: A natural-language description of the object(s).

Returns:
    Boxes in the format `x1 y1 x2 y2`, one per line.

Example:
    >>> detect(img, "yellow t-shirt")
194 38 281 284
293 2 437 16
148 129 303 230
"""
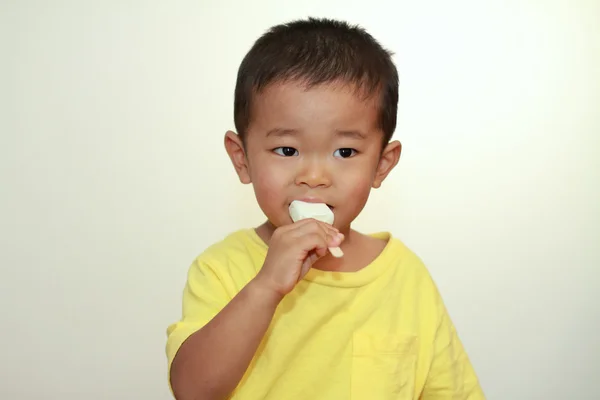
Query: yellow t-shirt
166 229 485 399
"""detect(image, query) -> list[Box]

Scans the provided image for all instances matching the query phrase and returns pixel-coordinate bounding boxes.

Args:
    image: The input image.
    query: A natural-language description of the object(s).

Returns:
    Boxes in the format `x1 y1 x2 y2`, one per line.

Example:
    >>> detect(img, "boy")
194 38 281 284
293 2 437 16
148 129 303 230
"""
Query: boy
166 17 484 400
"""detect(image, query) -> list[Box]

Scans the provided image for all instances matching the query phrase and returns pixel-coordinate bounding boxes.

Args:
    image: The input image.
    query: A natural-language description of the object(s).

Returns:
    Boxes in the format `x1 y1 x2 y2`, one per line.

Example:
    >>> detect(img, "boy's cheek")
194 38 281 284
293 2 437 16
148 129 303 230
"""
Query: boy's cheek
338 175 374 214
251 173 289 216
349 182 372 208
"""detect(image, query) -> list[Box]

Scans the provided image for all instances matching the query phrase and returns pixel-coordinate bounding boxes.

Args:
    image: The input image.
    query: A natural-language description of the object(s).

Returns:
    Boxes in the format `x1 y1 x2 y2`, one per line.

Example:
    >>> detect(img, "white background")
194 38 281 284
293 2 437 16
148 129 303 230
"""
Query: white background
2 1 599 399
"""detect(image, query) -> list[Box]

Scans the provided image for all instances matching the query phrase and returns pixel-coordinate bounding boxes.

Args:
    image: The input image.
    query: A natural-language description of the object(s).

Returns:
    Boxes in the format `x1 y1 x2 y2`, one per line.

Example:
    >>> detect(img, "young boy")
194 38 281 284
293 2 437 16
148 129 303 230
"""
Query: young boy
166 17 484 400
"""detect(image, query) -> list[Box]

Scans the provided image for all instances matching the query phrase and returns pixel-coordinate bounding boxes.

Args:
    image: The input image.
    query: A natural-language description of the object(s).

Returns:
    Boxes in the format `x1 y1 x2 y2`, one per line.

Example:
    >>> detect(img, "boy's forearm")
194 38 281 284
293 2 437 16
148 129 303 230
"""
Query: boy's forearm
170 278 282 400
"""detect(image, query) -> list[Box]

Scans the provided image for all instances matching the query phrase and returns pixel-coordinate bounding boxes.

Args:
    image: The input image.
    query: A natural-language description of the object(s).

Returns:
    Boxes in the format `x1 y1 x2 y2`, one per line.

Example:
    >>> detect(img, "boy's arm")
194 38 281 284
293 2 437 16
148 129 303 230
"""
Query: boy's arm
167 219 342 400
170 278 281 400
420 285 485 400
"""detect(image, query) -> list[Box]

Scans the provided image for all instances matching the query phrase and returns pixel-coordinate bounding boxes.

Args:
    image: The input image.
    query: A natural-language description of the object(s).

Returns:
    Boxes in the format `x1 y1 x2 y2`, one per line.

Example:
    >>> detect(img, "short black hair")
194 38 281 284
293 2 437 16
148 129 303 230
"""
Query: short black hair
233 17 399 145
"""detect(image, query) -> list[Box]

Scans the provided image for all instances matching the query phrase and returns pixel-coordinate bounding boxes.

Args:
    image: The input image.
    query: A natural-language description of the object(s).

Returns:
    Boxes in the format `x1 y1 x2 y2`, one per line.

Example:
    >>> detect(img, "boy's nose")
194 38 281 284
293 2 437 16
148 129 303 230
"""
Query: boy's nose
295 160 332 188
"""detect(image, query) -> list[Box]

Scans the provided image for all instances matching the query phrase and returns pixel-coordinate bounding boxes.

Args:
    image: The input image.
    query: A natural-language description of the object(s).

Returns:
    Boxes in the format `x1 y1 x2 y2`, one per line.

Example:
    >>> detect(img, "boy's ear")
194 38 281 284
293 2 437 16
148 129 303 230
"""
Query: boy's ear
224 130 252 184
373 140 401 188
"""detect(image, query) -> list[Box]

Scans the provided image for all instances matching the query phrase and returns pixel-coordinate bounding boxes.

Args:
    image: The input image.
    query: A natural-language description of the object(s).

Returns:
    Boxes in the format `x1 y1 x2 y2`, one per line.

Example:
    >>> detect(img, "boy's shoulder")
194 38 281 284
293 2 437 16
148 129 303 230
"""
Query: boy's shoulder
190 228 266 279
355 231 424 264
370 232 434 277
199 228 265 259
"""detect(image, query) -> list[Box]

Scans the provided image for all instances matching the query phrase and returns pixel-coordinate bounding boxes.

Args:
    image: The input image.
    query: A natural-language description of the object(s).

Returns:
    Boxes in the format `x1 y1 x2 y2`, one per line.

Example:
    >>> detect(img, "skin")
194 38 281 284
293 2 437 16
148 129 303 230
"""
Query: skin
170 80 401 400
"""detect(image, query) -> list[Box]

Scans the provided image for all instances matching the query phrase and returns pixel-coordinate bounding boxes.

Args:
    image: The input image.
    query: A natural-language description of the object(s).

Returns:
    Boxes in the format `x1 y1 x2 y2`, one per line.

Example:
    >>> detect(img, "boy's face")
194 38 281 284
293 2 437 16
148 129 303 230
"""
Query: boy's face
225 81 401 232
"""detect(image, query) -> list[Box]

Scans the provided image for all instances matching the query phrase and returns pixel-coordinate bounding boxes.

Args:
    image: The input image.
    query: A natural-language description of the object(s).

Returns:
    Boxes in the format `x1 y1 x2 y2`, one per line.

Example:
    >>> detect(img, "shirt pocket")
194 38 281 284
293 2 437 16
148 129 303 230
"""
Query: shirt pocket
351 333 417 400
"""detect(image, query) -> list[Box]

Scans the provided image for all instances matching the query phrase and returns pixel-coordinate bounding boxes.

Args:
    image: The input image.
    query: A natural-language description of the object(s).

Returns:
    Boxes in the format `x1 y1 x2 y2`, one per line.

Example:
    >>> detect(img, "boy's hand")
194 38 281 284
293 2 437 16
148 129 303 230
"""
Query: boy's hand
254 219 344 297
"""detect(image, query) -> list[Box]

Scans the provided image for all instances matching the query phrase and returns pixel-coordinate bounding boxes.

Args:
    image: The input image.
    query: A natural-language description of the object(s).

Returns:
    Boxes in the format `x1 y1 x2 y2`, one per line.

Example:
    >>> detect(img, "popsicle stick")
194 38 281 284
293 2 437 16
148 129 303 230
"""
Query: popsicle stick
329 246 344 258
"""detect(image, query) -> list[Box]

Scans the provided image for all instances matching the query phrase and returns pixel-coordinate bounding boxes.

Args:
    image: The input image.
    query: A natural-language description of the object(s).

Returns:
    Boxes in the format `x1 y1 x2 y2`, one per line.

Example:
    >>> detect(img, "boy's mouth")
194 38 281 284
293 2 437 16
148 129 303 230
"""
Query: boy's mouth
289 200 334 210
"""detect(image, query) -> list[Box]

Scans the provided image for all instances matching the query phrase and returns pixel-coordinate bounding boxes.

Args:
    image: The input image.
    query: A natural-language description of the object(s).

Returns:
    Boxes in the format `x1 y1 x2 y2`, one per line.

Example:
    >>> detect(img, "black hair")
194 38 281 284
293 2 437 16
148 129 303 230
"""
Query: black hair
234 17 399 144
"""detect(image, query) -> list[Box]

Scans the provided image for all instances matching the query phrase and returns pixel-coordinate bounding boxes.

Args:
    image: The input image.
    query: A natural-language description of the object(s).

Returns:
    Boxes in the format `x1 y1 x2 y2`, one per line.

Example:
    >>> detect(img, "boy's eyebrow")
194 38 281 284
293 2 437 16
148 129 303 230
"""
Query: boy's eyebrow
266 128 300 137
335 129 367 140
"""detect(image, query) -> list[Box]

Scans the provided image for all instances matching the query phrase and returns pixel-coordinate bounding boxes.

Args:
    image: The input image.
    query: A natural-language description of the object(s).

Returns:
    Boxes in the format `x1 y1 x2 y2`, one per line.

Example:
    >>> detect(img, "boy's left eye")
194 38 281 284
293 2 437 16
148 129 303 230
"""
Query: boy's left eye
333 148 357 158
273 147 299 157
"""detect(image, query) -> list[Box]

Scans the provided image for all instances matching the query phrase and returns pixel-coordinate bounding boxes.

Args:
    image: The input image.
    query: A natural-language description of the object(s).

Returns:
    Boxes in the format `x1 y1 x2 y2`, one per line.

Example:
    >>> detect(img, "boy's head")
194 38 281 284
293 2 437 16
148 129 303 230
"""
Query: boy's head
233 17 398 146
226 17 401 232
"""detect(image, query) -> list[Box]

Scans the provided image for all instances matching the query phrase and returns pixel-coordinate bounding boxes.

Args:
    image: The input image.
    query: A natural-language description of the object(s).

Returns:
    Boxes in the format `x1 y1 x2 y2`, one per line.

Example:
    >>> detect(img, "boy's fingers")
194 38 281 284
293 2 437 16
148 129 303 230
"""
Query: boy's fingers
298 232 327 250
275 218 342 252
300 251 320 278
289 218 339 241
288 217 338 232
314 247 328 258
299 224 338 248
297 230 343 256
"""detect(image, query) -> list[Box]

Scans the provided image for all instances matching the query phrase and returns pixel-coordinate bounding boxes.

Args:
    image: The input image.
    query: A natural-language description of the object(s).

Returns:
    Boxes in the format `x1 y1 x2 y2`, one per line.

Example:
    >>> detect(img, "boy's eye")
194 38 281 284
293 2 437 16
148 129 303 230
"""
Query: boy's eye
273 147 299 157
333 148 357 158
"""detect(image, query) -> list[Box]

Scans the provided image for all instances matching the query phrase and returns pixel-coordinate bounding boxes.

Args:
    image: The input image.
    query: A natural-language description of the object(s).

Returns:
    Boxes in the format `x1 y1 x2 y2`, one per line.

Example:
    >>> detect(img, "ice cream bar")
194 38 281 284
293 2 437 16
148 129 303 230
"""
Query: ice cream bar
288 200 344 258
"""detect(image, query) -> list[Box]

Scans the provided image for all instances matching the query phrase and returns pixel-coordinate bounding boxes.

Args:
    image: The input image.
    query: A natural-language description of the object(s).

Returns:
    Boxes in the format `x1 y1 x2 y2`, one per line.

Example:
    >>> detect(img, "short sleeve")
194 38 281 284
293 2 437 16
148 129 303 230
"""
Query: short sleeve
421 284 485 399
165 256 231 373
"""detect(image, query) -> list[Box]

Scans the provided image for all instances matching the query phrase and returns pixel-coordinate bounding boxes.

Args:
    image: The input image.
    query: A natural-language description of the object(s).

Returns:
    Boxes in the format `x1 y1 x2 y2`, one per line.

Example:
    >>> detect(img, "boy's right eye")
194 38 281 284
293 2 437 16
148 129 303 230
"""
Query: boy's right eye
273 147 299 157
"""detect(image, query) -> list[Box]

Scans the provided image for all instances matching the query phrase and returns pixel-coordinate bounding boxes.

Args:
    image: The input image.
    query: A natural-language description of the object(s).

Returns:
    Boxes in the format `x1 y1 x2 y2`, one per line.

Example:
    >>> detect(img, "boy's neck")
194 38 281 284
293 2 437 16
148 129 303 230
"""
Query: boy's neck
255 221 386 273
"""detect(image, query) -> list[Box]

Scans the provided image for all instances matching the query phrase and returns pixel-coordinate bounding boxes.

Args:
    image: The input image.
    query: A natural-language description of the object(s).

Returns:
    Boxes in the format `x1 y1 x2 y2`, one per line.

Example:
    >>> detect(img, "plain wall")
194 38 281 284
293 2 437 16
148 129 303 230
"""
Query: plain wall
1 1 599 399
